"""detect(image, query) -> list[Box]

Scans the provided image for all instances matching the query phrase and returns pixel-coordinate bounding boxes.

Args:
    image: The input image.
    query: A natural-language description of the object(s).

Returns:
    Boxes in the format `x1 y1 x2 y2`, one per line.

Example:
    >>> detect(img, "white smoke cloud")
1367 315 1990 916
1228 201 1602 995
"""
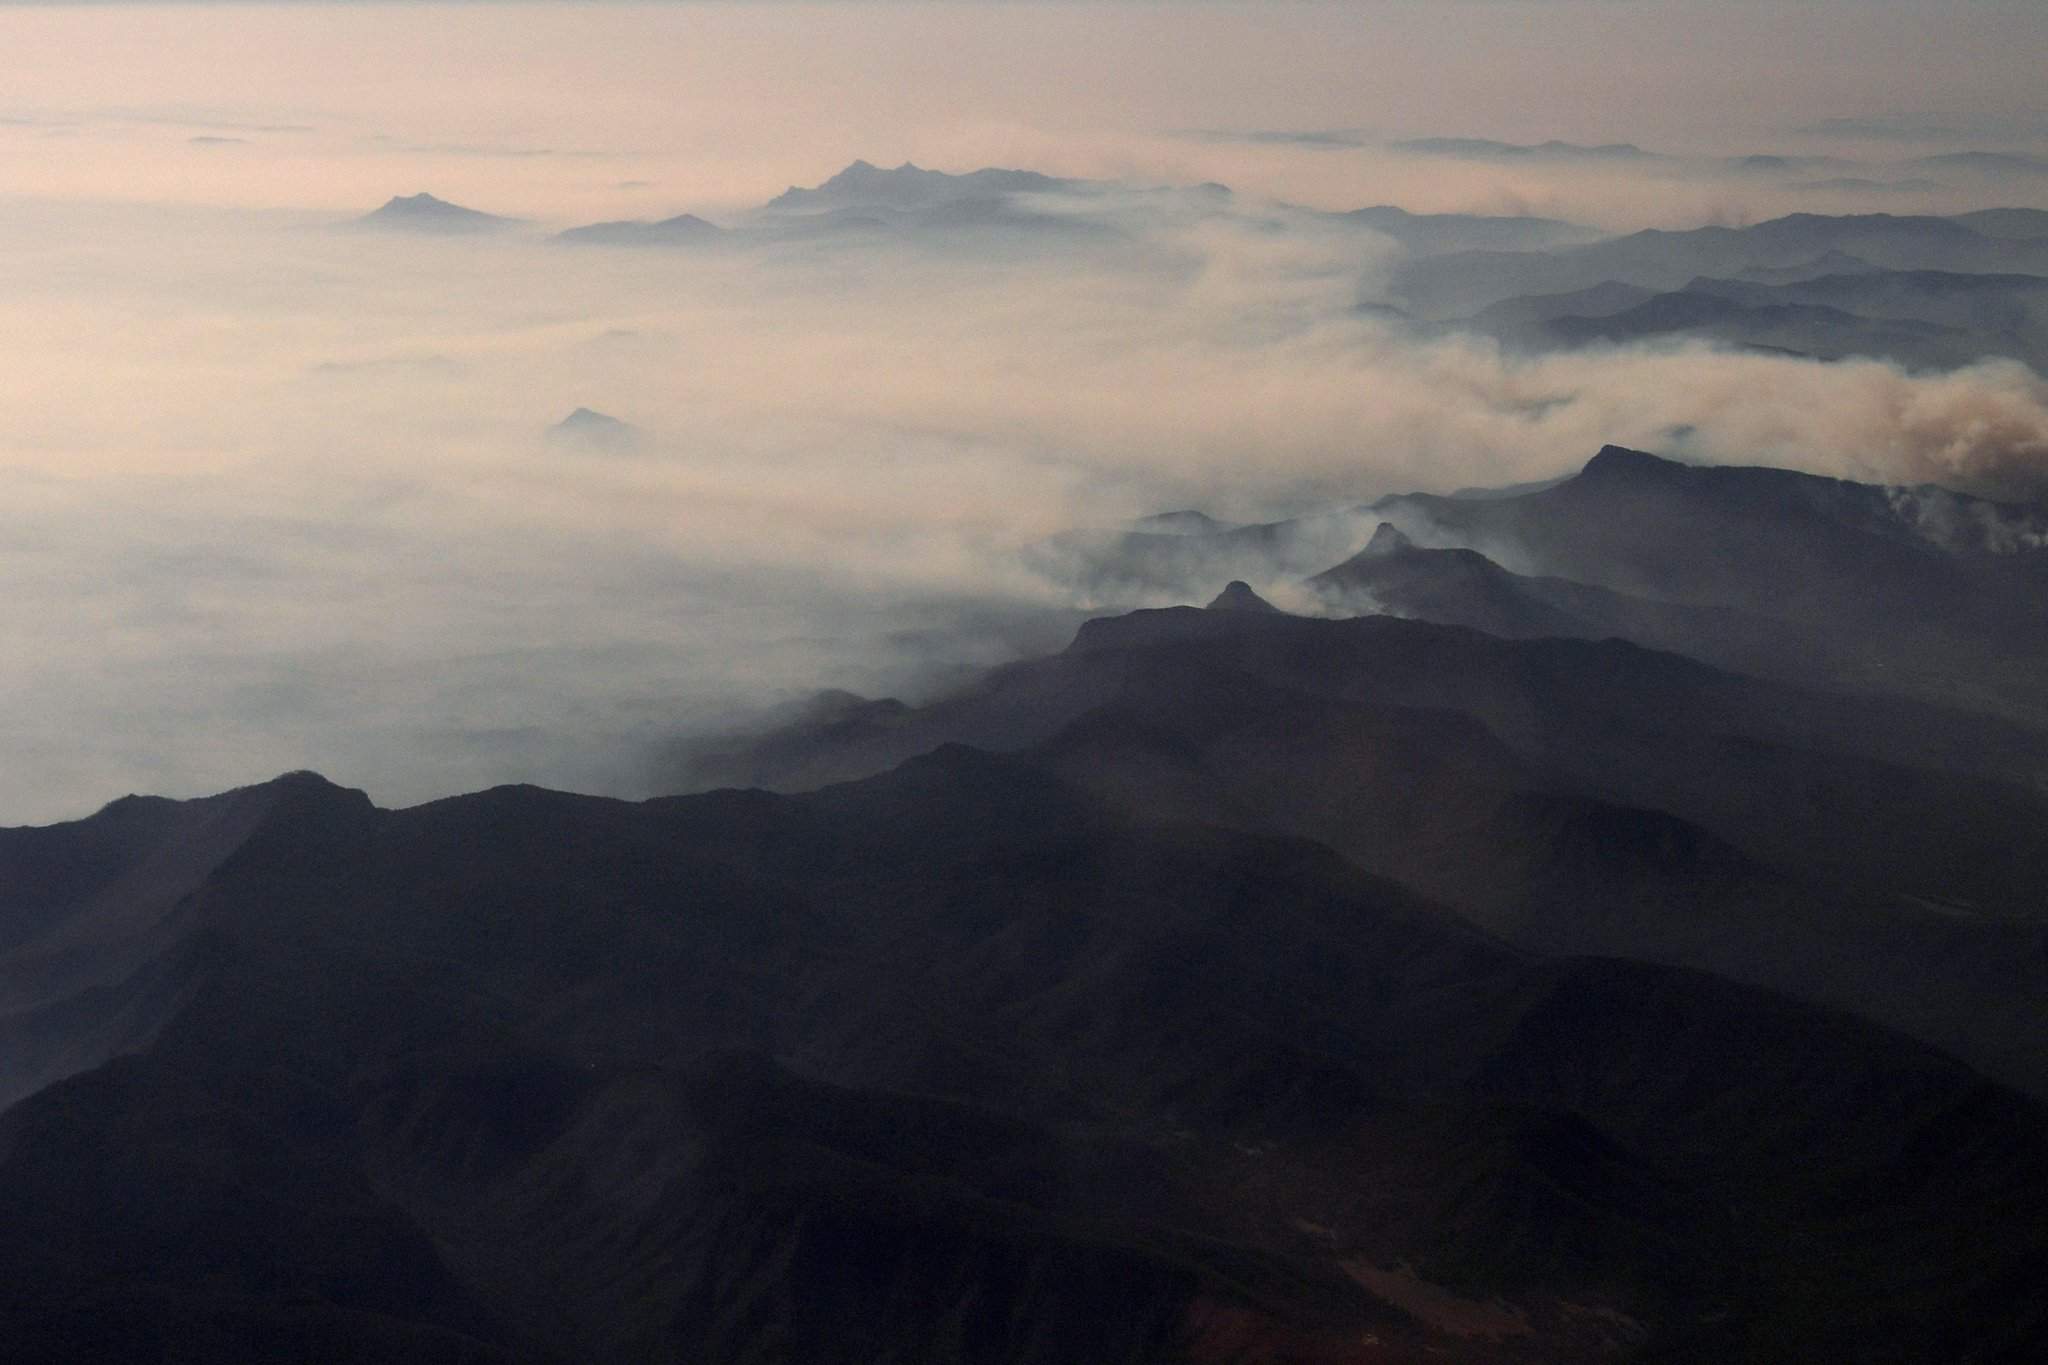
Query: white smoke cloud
6 0 2048 823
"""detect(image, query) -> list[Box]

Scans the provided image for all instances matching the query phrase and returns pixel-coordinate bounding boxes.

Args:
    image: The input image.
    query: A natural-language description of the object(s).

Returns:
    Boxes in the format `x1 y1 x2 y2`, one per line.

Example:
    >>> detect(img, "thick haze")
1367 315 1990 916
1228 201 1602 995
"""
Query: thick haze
4 1 2048 822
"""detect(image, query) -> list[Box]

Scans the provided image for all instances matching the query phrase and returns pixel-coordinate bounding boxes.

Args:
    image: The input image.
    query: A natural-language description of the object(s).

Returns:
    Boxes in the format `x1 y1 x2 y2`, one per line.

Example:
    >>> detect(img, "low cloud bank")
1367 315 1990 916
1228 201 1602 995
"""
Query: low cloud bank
3 178 2047 823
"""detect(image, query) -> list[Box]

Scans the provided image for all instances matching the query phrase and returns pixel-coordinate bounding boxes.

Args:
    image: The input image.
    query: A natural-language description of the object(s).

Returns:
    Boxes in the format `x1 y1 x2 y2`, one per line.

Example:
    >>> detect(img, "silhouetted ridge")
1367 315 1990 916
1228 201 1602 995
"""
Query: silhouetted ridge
5 746 2045 1361
1360 521 1417 557
556 212 725 246
1580 444 1683 481
767 159 1070 213
1204 581 1278 612
209 771 378 883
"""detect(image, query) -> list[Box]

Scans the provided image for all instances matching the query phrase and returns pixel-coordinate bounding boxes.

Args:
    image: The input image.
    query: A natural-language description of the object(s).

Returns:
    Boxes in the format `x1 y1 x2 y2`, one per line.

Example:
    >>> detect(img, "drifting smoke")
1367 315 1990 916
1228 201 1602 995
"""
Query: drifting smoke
5 3 2048 823
7 185 2048 823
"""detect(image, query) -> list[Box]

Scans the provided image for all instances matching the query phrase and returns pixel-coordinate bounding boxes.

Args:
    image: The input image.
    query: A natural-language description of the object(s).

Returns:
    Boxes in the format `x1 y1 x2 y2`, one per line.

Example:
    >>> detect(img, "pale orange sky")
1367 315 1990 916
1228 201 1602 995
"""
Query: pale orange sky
4 2 2048 822
2 2 2045 222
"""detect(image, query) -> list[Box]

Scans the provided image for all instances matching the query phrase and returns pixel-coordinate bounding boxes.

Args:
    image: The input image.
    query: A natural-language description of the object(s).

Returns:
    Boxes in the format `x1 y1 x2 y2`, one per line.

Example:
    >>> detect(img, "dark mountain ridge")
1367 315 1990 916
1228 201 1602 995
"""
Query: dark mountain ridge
1032 445 2048 720
10 436 2048 1360
3 761 2044 1361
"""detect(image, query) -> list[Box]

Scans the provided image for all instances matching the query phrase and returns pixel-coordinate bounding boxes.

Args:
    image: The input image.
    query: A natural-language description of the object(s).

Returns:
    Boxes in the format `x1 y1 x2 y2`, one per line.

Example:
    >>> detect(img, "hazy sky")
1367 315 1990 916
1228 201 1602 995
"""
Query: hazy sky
3 1 2048 823
4 3 2047 220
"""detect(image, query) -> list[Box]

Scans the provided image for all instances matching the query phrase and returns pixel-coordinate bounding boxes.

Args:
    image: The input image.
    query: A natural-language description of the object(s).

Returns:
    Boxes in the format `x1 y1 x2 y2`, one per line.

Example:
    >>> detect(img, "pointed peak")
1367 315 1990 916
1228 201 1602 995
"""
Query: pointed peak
1582 445 1679 479
1361 522 1418 557
358 191 515 232
1206 580 1280 613
547 407 640 450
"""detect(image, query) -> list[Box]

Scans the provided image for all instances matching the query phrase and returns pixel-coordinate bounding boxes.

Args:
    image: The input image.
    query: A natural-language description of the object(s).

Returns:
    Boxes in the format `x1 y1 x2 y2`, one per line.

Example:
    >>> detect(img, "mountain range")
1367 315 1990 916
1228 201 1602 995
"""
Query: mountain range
14 442 2034 1362
1392 212 2048 321
11 181 2048 1351
5 735 2045 1360
343 167 2048 381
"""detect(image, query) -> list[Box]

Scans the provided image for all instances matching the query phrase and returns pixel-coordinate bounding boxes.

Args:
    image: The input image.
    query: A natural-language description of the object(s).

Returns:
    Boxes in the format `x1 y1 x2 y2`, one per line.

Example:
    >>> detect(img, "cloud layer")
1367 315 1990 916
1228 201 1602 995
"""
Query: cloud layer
4 1 2048 822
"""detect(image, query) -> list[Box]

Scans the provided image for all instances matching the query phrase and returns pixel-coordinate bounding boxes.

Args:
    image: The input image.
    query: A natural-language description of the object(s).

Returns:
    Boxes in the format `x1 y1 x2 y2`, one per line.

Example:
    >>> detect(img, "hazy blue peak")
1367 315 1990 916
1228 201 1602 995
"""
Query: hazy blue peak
357 191 517 233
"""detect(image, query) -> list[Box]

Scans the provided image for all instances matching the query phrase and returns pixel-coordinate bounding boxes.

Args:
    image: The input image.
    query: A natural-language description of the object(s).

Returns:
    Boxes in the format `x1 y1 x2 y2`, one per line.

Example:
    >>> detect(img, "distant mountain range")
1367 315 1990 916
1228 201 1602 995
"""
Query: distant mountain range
551 165 2048 376
340 173 2048 381
1390 137 1659 162
1481 268 2048 372
555 212 727 247
1393 211 2048 320
1329 203 1601 256
764 159 1077 213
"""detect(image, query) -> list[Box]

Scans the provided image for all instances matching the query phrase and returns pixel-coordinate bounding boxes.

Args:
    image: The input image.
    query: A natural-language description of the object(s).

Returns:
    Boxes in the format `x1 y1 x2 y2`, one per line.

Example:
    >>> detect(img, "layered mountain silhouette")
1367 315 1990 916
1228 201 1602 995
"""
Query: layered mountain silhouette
4 752 2045 1361
34 139 2048 1362
528 161 2048 379
552 160 1119 253
555 212 727 247
1390 138 1658 163
765 159 1076 214
684 445 2048 1111
1036 445 2048 721
1473 268 2048 372
347 162 2048 380
672 588 2048 1088
1393 211 2048 320
1332 204 1600 256
8 414 2048 1359
1367 446 2048 711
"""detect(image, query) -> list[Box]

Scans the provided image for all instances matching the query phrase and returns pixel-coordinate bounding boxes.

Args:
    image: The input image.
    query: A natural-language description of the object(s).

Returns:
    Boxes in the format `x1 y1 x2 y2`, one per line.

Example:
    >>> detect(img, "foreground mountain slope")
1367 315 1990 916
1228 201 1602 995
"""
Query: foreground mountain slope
2 761 2045 1361
672 603 2048 1096
0 776 322 1111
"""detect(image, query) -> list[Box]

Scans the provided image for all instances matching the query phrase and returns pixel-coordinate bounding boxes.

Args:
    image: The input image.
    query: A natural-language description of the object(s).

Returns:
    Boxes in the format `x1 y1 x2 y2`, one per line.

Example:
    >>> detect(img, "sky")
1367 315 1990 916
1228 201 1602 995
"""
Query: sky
4 3 2048 217
2 1 2048 823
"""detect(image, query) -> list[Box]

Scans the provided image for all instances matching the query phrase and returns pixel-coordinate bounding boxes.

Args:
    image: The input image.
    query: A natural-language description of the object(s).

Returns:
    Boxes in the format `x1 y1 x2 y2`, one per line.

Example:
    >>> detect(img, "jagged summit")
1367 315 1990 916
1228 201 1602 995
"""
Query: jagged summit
1205 580 1279 612
767 160 1070 212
